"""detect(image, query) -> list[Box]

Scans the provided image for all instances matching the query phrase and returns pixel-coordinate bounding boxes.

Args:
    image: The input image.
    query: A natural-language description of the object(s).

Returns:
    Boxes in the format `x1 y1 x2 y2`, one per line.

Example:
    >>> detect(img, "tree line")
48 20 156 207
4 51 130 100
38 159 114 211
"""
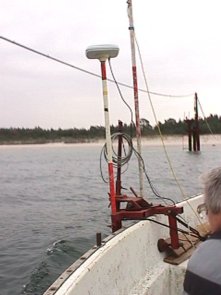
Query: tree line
0 114 220 144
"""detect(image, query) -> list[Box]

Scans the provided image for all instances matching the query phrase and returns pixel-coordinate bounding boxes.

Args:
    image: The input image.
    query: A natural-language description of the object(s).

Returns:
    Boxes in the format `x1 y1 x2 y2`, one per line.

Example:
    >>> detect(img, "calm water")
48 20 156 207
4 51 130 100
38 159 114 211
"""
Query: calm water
0 143 220 295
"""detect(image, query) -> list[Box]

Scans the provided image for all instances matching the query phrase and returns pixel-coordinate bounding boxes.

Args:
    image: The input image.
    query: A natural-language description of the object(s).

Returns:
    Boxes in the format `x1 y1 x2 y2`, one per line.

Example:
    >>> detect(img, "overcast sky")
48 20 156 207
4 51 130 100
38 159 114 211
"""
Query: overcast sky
1 0 221 129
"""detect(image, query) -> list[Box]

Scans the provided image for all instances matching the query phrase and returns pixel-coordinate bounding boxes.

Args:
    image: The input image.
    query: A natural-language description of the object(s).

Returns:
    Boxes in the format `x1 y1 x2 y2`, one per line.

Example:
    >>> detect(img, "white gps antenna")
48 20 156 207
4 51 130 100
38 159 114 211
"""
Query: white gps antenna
86 44 119 61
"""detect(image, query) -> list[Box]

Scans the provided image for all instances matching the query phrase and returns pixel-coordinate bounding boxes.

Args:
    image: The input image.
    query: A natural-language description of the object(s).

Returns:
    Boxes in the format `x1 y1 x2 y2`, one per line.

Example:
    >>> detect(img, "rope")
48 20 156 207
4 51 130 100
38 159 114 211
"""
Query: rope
1 35 206 230
108 58 134 127
101 131 175 205
134 35 188 199
198 97 217 138
145 218 206 241
134 34 205 228
132 146 175 205
0 35 194 99
99 133 131 183
103 132 133 167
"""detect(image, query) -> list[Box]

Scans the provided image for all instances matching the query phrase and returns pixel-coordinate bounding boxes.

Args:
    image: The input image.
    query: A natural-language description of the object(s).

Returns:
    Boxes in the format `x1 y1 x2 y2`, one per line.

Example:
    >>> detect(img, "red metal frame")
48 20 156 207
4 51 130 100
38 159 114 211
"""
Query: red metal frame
111 194 183 249
110 121 183 250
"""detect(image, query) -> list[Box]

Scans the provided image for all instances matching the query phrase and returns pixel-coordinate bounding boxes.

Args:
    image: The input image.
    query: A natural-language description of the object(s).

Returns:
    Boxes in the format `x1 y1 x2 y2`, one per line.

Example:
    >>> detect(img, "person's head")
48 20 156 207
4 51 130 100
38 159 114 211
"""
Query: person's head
203 167 221 232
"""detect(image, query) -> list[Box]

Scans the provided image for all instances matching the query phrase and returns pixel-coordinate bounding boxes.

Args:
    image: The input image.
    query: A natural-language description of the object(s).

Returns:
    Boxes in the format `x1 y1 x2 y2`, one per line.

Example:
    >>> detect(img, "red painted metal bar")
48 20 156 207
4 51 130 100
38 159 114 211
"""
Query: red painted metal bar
168 214 180 249
112 193 183 249
116 121 123 197
108 162 117 213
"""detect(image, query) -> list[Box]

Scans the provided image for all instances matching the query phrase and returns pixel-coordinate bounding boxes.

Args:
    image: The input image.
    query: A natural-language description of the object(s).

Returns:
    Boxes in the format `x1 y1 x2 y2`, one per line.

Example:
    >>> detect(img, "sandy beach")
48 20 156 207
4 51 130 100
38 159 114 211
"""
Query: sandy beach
0 134 220 149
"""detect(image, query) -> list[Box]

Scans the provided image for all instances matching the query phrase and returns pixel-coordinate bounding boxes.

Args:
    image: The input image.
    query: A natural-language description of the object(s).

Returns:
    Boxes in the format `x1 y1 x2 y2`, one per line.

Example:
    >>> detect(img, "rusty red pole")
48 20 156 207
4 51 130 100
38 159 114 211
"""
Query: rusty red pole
116 120 123 197
194 92 200 151
185 119 192 152
193 128 197 152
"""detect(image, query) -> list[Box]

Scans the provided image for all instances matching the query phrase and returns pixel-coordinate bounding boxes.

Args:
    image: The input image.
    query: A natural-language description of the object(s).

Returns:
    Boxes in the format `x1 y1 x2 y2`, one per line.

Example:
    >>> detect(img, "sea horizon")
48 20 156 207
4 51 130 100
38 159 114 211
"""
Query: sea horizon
0 134 220 148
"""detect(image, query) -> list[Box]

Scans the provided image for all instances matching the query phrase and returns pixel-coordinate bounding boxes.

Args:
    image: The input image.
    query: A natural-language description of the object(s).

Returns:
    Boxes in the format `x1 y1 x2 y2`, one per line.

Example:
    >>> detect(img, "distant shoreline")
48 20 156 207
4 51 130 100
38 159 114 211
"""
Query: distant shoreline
0 134 220 148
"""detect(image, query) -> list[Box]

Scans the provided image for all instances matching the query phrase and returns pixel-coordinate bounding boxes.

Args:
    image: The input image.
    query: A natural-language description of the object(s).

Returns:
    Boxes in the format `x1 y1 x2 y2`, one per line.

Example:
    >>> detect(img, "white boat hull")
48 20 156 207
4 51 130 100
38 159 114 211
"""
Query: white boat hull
44 194 207 295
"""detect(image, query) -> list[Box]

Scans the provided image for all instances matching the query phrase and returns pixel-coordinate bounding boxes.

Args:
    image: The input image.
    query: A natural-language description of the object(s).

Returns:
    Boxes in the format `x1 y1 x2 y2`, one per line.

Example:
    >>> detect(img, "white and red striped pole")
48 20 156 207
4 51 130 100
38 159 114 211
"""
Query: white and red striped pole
127 0 144 197
100 59 116 215
86 45 119 217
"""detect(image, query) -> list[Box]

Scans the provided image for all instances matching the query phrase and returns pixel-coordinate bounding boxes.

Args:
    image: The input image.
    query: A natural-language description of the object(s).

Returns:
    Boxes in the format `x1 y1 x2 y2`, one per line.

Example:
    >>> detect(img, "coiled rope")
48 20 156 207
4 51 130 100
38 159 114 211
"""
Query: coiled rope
103 132 133 168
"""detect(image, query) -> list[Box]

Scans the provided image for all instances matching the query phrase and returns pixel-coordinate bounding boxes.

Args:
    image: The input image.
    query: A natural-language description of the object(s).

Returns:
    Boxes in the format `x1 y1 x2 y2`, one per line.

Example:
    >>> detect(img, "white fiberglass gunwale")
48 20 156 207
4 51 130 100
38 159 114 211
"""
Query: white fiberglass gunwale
43 194 206 295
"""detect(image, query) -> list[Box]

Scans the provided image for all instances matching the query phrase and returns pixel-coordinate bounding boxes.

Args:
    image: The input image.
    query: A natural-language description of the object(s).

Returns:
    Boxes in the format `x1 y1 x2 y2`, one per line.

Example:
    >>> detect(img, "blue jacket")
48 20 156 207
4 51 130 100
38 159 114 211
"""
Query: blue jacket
183 231 221 295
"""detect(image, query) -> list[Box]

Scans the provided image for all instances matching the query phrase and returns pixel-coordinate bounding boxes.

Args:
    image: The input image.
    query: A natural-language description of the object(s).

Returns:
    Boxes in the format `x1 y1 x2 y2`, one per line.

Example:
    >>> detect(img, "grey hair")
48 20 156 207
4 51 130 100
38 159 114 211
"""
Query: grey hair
202 167 221 214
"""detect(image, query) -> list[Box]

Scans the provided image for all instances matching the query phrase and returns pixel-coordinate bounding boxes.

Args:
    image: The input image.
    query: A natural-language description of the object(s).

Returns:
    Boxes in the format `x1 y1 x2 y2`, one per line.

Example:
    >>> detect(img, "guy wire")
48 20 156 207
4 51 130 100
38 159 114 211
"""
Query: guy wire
134 34 205 228
108 58 134 128
0 35 194 99
108 57 175 205
198 97 216 137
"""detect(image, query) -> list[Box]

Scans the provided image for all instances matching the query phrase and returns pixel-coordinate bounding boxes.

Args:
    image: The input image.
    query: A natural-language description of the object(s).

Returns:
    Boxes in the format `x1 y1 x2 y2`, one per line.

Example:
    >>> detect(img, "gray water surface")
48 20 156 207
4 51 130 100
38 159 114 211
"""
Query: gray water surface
0 143 219 295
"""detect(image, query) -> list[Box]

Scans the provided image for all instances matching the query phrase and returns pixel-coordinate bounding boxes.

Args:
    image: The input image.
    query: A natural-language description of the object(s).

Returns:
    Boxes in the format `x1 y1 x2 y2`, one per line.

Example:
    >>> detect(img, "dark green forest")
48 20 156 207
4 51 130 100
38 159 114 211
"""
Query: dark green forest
0 114 220 144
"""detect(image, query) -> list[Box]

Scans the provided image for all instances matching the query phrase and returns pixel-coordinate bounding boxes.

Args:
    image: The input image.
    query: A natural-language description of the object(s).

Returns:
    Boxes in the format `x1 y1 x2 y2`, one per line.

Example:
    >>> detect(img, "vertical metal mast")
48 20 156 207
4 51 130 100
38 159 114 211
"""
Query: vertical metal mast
127 0 144 197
